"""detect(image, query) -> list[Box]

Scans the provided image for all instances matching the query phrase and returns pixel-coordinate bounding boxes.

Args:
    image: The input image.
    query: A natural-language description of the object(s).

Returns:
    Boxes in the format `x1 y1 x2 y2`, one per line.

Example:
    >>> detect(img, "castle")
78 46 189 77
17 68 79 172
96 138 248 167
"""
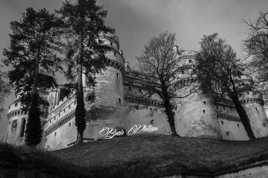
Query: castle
6 33 268 150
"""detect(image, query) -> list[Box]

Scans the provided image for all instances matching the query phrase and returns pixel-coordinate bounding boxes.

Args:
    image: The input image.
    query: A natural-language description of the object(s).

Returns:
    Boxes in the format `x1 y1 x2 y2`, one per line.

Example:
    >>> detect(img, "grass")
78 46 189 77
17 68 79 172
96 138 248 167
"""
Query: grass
2 135 268 177
55 135 268 177
0 143 90 177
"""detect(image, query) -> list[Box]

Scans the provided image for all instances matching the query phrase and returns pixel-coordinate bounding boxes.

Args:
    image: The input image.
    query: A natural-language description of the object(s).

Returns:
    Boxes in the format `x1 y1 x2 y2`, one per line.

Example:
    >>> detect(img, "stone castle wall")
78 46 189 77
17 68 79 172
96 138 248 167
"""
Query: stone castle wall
6 38 268 151
175 92 222 138
6 101 27 146
241 92 268 137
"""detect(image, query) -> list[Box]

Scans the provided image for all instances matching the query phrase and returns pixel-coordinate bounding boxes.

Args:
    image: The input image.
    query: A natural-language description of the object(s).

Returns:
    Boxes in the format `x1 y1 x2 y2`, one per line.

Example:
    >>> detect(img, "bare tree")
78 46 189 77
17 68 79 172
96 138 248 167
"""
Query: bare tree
195 33 256 140
244 11 268 81
137 32 193 136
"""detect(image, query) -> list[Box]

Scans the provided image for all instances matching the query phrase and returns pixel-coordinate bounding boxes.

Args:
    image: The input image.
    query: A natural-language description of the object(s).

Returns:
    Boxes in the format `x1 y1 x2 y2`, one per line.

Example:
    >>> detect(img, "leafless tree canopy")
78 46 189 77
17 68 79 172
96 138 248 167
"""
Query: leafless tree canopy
137 33 178 87
244 11 268 80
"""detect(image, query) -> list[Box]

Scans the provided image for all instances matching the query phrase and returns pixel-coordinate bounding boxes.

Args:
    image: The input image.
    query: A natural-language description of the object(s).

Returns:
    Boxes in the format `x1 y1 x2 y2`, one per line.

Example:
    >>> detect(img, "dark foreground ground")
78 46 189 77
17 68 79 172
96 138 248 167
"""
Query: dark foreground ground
2 135 268 177
55 135 268 177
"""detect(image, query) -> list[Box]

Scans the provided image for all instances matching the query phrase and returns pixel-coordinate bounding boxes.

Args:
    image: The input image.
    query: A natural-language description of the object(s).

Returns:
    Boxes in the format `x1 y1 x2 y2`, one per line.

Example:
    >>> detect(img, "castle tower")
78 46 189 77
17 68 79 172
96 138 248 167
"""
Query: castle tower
93 33 125 108
240 91 268 138
173 50 221 138
6 100 27 145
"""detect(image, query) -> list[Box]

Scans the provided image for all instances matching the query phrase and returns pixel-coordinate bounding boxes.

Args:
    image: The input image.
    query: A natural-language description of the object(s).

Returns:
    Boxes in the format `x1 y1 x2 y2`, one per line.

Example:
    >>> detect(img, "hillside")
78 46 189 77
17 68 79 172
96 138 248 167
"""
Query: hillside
55 135 268 177
2 135 268 177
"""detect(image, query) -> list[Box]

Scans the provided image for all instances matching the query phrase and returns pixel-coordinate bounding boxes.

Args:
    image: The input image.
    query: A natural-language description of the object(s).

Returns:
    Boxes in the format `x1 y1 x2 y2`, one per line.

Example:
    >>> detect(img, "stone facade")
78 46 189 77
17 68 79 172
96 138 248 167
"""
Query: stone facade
6 101 27 146
6 34 268 150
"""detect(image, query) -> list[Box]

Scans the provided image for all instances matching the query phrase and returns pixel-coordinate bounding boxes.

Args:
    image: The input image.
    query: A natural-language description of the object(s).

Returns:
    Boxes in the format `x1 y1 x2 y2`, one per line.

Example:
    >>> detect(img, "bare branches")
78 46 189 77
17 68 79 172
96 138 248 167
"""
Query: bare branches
244 11 268 82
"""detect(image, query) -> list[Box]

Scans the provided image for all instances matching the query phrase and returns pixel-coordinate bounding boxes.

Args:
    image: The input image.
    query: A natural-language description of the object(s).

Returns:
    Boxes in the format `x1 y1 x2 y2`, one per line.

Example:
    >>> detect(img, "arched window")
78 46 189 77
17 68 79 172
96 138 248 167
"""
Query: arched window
11 120 17 133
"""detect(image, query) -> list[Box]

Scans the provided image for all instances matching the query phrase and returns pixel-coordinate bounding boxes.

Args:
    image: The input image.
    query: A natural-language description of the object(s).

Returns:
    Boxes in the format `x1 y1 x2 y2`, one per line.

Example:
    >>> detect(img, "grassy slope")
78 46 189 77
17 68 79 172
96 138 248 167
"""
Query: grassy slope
2 135 268 177
0 143 89 177
55 135 268 177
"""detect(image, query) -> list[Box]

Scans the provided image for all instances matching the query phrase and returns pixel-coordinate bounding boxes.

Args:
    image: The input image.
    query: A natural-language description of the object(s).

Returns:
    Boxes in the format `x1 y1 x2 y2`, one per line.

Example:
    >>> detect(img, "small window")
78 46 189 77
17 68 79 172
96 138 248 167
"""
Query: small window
11 120 17 132
87 94 95 102
118 98 121 104
116 73 119 78
237 124 240 128
226 131 230 136
69 122 71 127
15 103 18 107
20 118 26 137
189 60 192 63
54 132 57 136
255 107 258 112
203 101 206 105
221 120 224 125
202 109 206 114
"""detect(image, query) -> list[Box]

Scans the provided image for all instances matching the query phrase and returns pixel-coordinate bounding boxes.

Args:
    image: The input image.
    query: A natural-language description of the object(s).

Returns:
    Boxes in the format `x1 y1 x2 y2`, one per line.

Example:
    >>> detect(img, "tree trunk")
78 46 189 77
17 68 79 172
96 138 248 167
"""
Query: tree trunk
75 61 86 144
25 49 42 146
75 19 86 144
160 81 179 136
228 92 256 140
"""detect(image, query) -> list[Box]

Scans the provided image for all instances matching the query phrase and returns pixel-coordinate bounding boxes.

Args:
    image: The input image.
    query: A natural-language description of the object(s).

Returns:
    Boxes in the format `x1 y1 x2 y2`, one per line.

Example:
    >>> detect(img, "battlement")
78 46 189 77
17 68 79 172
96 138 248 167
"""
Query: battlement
124 94 163 108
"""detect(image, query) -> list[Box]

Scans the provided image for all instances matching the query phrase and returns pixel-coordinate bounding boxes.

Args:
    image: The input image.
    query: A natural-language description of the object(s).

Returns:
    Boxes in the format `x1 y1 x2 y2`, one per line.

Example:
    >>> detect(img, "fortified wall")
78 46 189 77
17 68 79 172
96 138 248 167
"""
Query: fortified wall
6 34 268 150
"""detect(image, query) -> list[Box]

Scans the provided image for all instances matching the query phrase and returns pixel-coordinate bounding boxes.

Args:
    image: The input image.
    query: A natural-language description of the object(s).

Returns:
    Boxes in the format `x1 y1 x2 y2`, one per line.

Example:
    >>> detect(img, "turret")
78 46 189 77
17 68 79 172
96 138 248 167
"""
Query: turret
6 100 27 145
93 33 125 108
240 91 268 137
174 50 221 138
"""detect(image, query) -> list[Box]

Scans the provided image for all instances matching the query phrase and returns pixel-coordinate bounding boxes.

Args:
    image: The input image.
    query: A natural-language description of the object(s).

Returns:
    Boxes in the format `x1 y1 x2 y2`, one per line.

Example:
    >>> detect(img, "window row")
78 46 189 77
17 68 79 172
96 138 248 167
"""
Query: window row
49 101 76 124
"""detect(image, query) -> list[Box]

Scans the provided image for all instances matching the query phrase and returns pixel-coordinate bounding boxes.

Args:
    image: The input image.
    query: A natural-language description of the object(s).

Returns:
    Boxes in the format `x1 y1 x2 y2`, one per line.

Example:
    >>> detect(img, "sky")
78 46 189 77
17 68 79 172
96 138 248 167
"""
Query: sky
0 0 268 140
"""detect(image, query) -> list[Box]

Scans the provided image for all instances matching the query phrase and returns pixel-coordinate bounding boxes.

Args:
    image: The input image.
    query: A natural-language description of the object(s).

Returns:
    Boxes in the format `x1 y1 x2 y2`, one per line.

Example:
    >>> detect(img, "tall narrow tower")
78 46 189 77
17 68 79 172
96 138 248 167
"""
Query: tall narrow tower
93 33 125 108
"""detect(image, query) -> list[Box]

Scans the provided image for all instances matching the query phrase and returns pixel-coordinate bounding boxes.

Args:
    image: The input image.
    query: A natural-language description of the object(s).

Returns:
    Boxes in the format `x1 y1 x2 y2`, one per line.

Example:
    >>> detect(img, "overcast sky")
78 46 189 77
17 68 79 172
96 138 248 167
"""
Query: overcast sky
0 0 268 140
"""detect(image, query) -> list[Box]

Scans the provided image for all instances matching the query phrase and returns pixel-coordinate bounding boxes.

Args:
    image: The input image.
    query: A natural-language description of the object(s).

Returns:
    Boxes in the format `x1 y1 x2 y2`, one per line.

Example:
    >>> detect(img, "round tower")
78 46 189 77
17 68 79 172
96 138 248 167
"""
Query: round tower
174 50 221 138
240 90 268 138
93 33 125 108
6 100 27 145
